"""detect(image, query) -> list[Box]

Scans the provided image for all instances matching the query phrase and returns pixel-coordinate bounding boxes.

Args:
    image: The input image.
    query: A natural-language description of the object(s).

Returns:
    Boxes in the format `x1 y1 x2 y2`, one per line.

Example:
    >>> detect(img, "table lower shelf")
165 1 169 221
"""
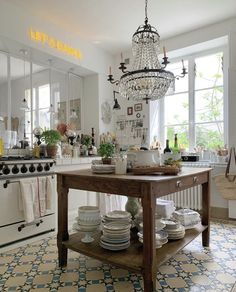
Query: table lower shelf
63 224 208 273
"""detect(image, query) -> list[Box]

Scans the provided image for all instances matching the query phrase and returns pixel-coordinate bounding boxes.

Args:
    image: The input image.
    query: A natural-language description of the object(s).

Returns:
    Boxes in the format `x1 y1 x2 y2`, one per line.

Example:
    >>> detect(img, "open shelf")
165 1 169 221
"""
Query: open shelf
63 224 207 273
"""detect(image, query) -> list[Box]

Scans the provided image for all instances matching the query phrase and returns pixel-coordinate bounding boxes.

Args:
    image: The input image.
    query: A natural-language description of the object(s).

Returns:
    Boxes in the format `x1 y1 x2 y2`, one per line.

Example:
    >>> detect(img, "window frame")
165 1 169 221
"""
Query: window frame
160 46 228 151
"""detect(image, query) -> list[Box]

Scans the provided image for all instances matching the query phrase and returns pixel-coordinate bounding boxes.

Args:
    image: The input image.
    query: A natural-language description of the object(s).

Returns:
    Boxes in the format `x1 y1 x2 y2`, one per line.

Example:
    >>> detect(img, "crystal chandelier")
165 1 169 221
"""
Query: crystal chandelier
108 0 187 103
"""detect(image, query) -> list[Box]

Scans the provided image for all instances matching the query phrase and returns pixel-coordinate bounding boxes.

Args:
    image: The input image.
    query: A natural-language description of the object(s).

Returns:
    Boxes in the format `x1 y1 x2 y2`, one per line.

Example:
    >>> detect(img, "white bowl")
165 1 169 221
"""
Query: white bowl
127 150 160 167
78 206 100 222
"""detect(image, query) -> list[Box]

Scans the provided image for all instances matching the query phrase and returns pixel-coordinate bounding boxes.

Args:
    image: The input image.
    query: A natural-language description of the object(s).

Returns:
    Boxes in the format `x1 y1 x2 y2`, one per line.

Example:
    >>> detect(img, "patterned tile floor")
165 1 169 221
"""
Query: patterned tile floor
1 220 236 291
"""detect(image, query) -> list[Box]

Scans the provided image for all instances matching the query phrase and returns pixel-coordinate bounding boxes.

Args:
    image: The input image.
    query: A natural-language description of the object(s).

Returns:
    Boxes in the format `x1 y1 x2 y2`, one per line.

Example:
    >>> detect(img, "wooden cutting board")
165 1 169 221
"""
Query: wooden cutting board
132 165 180 175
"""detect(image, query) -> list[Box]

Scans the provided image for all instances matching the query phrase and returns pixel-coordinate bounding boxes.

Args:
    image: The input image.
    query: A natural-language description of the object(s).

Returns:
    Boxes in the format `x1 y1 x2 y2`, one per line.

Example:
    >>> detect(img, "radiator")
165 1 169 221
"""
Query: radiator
162 162 210 211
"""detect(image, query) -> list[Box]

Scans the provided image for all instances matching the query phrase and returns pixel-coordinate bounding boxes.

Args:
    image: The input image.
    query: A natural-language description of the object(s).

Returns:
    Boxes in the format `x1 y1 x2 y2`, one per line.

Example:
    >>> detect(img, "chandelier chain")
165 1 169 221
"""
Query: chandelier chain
145 0 148 23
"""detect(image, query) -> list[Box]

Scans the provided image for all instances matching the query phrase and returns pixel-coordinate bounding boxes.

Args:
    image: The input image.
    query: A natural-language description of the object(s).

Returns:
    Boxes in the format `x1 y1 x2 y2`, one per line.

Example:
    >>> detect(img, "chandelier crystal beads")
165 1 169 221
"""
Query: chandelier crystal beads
108 0 187 103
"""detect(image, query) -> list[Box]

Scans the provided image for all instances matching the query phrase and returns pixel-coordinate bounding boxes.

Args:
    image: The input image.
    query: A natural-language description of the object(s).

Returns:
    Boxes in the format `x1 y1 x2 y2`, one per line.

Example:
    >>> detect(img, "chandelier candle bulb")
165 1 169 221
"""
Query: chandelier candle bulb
109 66 112 75
163 46 167 58
121 52 123 62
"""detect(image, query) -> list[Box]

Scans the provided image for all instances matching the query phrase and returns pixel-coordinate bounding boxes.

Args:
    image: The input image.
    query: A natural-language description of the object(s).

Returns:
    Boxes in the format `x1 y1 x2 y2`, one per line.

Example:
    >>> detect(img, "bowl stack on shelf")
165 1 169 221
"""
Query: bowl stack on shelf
172 209 201 229
73 206 101 243
156 199 175 219
162 219 185 240
100 221 131 251
102 210 132 225
137 230 168 249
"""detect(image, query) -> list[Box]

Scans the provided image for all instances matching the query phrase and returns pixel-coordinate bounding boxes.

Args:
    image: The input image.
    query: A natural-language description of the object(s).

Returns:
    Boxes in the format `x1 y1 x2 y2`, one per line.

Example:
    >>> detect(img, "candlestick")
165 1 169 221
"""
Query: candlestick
163 46 166 58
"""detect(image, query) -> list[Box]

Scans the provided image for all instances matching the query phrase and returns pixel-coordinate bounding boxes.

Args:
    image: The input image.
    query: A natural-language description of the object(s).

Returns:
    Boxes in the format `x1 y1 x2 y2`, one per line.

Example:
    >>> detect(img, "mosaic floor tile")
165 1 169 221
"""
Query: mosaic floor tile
1 220 236 291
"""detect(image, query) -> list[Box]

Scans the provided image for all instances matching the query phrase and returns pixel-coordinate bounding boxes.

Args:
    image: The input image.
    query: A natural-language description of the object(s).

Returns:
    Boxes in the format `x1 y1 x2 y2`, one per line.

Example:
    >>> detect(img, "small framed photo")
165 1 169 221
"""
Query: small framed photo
134 103 142 111
127 107 133 115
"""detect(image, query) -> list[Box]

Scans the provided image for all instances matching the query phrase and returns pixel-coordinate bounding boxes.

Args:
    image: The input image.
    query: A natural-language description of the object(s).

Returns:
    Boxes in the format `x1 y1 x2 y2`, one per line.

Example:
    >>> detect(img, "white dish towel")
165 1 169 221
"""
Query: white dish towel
19 176 53 223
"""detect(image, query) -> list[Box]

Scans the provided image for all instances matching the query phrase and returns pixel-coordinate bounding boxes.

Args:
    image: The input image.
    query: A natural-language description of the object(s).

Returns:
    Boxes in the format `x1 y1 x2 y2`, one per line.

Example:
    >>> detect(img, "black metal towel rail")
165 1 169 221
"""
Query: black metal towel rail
3 174 54 188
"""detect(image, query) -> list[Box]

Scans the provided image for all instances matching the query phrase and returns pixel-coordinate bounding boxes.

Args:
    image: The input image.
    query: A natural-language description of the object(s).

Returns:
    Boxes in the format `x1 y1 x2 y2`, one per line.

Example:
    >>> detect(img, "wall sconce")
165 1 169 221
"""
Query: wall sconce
113 91 121 110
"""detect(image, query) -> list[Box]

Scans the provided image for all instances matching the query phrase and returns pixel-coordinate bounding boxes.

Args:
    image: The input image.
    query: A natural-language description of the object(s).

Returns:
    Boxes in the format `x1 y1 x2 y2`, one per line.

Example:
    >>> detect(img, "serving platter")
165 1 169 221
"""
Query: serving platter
132 165 180 175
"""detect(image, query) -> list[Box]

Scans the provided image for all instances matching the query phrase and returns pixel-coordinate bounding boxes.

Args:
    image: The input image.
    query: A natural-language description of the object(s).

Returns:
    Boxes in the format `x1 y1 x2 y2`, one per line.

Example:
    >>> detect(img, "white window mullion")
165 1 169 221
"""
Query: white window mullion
189 56 195 151
36 87 39 127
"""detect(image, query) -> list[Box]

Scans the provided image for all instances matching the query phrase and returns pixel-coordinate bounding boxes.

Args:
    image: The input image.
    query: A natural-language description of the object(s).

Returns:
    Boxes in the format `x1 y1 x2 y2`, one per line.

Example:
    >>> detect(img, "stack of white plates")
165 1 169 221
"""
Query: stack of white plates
100 221 131 250
173 209 201 229
134 211 165 231
91 163 115 174
102 210 132 224
164 222 185 240
137 230 168 249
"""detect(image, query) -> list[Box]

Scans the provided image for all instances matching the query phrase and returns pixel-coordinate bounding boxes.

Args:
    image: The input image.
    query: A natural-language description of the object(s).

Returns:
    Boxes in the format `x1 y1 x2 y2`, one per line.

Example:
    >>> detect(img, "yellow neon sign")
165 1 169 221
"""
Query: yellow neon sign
29 28 82 60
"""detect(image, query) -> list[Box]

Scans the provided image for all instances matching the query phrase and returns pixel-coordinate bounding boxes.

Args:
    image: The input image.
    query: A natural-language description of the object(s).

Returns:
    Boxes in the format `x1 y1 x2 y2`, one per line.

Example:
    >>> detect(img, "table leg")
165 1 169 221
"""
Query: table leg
57 174 69 267
141 183 157 292
201 177 211 247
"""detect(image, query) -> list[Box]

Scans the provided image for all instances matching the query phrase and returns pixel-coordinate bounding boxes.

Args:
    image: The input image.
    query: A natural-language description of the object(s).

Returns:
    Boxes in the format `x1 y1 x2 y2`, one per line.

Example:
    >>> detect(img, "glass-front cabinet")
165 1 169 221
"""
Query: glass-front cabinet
0 50 83 148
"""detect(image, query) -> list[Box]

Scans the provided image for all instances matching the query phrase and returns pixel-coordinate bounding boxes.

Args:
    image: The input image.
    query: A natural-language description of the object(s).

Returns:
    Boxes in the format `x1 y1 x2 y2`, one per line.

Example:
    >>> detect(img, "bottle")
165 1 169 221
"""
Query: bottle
0 137 4 157
163 139 172 153
172 134 180 154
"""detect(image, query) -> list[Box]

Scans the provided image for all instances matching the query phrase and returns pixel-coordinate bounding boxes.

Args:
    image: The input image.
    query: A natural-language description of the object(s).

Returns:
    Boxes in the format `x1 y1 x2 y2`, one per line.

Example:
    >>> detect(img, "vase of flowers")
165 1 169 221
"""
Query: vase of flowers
41 129 61 158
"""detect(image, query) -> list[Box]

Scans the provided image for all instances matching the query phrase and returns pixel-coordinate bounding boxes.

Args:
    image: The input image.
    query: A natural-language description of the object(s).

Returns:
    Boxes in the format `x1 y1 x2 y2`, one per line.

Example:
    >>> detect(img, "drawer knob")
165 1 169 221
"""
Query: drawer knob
193 176 199 183
176 180 183 188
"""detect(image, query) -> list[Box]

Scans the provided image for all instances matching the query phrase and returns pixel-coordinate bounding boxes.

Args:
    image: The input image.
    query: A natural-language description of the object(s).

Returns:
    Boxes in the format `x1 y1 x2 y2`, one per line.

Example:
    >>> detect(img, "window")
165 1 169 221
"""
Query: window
163 50 225 151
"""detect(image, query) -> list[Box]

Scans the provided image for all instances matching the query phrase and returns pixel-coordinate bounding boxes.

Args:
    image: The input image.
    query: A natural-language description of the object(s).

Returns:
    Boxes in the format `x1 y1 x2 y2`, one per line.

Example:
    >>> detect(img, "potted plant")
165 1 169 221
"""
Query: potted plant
80 134 92 156
98 142 115 164
41 129 61 158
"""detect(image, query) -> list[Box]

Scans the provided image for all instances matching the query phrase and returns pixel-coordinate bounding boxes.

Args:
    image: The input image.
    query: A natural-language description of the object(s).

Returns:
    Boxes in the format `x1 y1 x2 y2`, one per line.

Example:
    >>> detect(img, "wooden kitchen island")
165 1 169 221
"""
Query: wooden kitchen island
57 167 211 292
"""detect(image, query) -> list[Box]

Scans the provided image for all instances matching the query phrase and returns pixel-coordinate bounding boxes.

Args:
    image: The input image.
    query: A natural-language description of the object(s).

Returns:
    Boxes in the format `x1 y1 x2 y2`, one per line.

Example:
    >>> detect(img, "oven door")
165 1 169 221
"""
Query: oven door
0 177 56 247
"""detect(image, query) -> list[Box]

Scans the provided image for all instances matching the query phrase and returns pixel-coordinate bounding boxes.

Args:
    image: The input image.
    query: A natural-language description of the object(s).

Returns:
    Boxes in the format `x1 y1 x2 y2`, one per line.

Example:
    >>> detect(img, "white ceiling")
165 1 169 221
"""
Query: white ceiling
8 0 236 54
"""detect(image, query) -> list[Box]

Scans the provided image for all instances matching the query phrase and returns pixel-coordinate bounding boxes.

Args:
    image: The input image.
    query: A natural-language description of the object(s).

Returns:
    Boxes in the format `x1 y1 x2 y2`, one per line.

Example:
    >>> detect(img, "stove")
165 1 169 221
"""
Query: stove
0 157 55 179
0 156 56 248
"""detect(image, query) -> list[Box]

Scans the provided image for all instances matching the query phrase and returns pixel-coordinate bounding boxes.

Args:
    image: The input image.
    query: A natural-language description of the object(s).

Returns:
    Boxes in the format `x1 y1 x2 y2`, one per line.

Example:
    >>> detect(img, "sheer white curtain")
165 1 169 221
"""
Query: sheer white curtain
98 193 127 215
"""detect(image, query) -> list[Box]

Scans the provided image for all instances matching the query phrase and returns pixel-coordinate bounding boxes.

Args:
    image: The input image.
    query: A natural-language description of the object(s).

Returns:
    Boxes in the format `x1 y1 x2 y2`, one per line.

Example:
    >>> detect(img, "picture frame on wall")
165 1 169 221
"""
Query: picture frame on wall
134 103 142 111
127 107 133 115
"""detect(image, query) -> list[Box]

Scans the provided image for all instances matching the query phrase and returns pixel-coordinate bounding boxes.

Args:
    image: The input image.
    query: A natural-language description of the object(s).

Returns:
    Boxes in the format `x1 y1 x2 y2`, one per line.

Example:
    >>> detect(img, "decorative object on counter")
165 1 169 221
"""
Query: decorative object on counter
91 127 95 146
125 197 141 219
57 123 67 136
65 129 76 145
214 147 236 200
114 153 127 174
134 103 142 112
107 0 187 103
73 206 101 243
80 134 92 156
41 129 61 158
127 107 133 115
98 142 115 164
113 91 121 110
162 153 182 169
33 127 43 145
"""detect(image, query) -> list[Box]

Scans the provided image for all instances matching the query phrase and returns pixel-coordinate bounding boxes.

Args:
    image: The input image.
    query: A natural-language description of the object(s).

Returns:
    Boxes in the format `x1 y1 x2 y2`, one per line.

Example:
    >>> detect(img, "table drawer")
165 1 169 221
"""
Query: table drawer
153 172 209 197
